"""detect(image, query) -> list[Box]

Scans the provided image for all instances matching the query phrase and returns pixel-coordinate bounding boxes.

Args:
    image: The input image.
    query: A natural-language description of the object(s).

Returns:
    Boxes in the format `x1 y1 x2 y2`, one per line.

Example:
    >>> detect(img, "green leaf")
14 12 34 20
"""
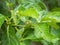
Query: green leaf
14 2 43 19
47 22 59 29
51 28 60 38
34 24 42 38
2 26 20 45
34 23 59 42
20 8 38 18
0 14 5 27
34 23 49 39
42 11 60 22
43 32 59 43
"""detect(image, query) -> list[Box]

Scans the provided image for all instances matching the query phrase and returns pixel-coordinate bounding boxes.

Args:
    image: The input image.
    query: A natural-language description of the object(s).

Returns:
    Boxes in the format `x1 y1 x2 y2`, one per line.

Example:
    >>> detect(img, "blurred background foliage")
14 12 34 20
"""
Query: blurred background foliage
42 0 60 10
0 0 60 45
0 0 60 14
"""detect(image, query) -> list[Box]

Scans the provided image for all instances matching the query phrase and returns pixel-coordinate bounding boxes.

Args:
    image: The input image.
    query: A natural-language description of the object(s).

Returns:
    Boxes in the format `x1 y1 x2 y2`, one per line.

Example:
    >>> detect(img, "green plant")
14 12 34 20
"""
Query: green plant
0 0 60 45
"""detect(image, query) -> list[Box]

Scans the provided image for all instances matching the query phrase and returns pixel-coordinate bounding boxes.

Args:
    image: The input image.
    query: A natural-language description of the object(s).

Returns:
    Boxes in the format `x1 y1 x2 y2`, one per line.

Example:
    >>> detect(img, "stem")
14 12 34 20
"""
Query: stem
7 25 10 44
